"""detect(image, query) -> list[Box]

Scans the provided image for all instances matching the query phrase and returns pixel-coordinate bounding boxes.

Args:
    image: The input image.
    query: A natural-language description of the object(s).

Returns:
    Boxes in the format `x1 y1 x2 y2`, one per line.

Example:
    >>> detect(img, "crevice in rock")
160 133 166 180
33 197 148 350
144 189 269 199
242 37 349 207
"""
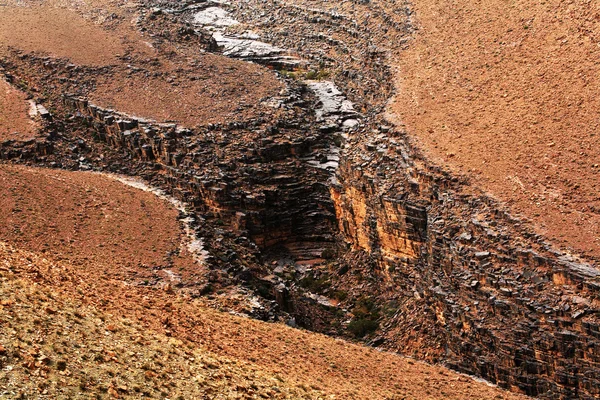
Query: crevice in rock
1 1 600 399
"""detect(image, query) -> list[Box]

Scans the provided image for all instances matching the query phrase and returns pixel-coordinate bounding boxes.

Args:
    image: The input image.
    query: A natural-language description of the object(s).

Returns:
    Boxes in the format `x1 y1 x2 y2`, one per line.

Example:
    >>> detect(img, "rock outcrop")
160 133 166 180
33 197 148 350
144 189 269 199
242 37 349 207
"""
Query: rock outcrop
1 1 599 399
222 1 600 398
334 122 600 399
62 86 338 261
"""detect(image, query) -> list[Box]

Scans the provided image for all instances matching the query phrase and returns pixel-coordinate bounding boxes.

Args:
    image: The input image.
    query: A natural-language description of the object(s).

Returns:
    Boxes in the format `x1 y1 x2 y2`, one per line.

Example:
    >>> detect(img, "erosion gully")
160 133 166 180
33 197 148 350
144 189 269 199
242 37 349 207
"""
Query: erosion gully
1 1 599 398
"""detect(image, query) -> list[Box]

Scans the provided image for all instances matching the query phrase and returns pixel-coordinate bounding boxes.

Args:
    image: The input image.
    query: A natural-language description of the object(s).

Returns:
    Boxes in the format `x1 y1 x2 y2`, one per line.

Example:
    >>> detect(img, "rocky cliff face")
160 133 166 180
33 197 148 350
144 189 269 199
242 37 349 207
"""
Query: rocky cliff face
333 120 600 399
223 1 600 398
62 91 338 260
2 1 600 399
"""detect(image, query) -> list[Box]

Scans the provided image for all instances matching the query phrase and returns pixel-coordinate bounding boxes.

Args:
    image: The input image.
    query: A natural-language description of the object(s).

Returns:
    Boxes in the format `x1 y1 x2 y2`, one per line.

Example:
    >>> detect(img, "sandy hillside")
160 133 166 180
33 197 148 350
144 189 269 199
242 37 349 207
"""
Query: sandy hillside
0 245 529 400
0 165 529 399
392 0 600 259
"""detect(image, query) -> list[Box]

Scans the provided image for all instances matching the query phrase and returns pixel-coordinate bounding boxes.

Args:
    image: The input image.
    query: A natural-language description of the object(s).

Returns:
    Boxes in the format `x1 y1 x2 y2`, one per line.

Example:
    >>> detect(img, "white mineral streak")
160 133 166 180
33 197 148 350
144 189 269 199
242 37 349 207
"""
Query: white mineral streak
212 32 286 58
193 6 239 27
305 81 360 173
306 81 357 122
192 5 360 176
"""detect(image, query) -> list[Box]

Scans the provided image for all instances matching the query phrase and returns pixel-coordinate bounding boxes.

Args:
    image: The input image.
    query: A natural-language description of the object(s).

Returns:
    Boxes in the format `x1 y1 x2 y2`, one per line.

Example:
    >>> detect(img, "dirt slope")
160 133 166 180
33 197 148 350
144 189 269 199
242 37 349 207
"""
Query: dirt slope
90 54 281 126
0 79 38 142
392 0 600 258
0 165 527 399
0 0 282 126
0 2 127 66
0 164 200 285
0 243 326 400
0 241 528 400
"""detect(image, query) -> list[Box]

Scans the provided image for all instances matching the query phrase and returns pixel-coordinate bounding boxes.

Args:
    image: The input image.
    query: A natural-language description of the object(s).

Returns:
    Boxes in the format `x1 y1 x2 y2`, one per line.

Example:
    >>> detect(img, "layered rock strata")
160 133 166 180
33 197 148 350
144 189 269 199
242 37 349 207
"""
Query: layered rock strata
221 1 600 398
1 1 600 399
62 91 338 260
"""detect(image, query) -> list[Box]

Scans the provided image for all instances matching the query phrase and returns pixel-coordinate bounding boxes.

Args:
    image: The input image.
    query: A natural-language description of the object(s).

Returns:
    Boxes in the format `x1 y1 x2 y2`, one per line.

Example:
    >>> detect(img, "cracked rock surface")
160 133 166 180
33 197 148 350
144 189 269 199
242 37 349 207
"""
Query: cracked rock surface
1 0 599 399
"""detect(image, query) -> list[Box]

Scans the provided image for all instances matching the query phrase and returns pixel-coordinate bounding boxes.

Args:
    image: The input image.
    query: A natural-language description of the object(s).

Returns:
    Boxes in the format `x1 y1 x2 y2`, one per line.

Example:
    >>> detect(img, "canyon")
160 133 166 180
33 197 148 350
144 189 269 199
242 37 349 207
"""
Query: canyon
1 0 599 399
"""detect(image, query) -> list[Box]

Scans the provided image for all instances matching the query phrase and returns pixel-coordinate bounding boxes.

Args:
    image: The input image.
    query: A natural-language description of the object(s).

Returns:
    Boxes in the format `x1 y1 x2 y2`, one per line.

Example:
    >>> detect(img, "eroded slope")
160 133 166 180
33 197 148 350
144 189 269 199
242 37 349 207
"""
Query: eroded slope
0 164 200 285
0 0 282 126
0 244 324 399
392 0 600 258
0 242 528 400
0 165 525 399
0 79 38 142
2 0 597 398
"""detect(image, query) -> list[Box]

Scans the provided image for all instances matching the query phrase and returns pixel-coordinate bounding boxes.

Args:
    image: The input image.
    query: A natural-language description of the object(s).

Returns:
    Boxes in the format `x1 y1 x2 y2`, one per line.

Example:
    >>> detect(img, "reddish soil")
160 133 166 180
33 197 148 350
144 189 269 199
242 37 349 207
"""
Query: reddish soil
0 241 529 399
0 79 38 141
90 56 282 126
0 2 127 66
0 0 283 126
0 164 528 398
392 0 600 258
0 164 197 278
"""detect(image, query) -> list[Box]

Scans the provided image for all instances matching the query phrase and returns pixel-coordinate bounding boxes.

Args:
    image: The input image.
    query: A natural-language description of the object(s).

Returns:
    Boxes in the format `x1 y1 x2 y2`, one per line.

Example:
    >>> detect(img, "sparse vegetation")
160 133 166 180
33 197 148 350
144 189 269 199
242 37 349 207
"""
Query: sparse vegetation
348 318 380 338
279 68 331 81
0 0 561 398
349 296 381 338
303 69 330 80
0 242 525 399
300 272 331 293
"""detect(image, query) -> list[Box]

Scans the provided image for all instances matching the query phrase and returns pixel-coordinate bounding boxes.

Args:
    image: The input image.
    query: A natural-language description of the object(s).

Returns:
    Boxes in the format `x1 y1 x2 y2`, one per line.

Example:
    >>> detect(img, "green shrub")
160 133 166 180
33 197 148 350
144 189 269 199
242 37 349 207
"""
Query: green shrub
304 69 330 80
279 69 297 79
352 296 380 320
332 290 348 301
348 318 379 338
299 273 330 293
348 296 381 337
